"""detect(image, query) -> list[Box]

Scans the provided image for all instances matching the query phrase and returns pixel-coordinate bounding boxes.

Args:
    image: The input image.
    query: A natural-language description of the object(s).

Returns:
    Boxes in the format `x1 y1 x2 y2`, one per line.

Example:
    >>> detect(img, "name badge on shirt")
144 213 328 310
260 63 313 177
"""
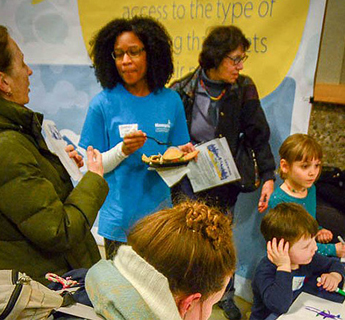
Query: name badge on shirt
292 276 305 291
119 124 138 138
155 120 171 133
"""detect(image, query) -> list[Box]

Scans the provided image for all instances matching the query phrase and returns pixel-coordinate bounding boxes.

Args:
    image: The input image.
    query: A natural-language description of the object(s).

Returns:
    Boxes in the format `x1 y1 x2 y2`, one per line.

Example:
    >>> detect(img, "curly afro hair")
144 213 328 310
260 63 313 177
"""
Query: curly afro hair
90 16 174 93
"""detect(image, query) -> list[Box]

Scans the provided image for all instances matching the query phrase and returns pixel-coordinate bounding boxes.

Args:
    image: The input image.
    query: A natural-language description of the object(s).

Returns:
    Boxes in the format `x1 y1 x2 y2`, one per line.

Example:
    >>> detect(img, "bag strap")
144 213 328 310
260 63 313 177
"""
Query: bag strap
56 303 103 320
53 287 102 320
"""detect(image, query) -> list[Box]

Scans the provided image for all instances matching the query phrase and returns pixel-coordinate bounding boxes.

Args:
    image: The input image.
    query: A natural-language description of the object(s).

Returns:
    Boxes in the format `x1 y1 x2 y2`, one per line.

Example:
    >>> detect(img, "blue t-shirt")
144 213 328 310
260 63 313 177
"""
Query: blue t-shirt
79 84 190 242
268 185 336 256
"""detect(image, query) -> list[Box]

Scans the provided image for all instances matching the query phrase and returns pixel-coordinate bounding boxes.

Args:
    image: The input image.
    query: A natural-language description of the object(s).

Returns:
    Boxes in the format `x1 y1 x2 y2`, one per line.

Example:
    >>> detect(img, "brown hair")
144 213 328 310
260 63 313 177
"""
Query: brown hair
278 133 323 179
199 25 250 70
0 25 12 73
261 203 318 246
127 200 236 300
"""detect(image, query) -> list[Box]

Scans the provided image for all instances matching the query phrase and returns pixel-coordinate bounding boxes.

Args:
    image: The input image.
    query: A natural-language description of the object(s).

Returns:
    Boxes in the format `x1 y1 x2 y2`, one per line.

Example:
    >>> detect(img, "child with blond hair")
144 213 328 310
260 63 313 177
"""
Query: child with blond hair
268 133 345 257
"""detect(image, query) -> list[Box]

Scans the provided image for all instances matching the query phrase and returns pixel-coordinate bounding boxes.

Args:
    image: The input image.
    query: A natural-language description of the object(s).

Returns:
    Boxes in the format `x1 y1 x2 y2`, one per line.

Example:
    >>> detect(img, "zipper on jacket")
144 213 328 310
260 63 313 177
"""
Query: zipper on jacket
0 271 31 320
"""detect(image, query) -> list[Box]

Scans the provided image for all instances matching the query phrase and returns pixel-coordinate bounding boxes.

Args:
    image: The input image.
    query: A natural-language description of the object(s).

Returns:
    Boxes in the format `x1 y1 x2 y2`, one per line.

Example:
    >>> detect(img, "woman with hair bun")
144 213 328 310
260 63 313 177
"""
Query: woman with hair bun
86 201 236 320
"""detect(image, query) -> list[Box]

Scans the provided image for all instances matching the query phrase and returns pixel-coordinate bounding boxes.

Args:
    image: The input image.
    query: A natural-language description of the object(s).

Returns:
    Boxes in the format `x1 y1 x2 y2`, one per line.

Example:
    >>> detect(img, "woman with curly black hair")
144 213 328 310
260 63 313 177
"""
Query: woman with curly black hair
79 16 192 259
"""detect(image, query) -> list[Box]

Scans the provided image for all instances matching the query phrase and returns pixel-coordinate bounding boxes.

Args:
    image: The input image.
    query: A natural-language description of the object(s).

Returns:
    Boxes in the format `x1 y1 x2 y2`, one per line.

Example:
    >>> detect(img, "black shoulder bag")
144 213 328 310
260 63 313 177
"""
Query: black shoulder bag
232 80 261 193
234 134 261 193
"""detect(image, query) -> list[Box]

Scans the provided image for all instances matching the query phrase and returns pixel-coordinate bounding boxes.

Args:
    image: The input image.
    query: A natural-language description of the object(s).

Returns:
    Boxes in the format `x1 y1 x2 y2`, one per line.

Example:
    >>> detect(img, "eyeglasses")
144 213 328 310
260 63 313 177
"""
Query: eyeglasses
226 54 248 65
111 47 145 61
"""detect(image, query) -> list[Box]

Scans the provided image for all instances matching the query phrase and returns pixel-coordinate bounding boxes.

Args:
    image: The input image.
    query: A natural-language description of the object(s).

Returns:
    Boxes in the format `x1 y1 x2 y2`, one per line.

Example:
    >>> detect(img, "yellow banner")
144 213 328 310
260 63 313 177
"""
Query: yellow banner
78 0 310 97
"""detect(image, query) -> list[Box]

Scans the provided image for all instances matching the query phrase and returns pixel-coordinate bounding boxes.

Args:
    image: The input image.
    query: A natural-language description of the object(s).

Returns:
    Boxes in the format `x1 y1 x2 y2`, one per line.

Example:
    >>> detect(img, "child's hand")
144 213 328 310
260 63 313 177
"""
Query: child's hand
267 238 291 272
317 272 342 291
335 242 345 258
316 229 333 243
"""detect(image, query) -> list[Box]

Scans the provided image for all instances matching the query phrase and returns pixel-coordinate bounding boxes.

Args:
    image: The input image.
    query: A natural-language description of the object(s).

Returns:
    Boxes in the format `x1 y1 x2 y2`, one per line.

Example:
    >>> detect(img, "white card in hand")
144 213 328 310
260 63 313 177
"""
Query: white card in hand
43 120 83 182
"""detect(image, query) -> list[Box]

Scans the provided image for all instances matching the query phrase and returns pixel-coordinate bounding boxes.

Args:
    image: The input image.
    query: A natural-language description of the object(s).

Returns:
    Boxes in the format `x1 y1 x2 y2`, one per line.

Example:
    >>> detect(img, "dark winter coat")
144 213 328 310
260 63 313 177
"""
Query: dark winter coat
0 97 109 284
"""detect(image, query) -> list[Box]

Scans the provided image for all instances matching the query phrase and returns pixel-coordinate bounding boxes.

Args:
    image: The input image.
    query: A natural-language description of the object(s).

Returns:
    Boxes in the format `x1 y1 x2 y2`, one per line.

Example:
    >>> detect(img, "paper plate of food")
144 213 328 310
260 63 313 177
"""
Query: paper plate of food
142 147 199 168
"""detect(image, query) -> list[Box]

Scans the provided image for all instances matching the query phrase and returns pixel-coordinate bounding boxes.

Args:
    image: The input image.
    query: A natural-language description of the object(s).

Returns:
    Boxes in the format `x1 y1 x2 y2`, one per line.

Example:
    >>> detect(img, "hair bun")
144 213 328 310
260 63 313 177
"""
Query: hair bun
185 202 228 249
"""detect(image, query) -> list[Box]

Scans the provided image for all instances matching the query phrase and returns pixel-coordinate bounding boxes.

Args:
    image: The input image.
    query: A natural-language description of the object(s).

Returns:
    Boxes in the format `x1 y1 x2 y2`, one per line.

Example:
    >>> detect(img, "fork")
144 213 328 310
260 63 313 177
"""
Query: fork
146 135 172 146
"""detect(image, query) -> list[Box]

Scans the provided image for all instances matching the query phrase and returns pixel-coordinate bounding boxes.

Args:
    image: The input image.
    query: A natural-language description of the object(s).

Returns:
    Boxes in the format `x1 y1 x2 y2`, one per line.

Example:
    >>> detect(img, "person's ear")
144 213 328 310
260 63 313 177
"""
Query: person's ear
177 293 202 318
0 72 10 95
280 159 290 175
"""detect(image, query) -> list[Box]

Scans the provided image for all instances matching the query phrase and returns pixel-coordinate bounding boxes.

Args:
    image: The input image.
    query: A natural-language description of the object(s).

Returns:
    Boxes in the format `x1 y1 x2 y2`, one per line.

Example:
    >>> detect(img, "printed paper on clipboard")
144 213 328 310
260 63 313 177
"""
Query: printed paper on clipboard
42 120 83 182
187 137 241 193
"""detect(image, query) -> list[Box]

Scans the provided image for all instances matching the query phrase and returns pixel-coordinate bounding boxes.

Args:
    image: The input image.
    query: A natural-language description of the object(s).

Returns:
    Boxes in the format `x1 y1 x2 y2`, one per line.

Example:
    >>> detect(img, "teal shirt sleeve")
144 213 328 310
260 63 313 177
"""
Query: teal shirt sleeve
317 243 337 257
267 192 280 212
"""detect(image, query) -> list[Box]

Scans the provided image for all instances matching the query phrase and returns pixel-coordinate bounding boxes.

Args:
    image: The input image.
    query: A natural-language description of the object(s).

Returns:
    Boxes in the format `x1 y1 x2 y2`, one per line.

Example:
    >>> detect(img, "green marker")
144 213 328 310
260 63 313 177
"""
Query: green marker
336 287 345 297
317 277 345 296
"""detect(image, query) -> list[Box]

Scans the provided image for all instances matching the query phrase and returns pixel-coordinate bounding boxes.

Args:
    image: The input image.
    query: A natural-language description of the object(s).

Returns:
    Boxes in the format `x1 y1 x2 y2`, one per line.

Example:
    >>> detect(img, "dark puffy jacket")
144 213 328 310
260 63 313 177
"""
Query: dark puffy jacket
0 97 109 284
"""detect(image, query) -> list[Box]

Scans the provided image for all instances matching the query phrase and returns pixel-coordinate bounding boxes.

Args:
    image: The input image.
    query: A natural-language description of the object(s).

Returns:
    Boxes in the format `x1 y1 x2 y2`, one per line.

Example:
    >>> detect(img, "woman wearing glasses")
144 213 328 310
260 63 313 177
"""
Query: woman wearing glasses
79 16 191 259
170 25 275 320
